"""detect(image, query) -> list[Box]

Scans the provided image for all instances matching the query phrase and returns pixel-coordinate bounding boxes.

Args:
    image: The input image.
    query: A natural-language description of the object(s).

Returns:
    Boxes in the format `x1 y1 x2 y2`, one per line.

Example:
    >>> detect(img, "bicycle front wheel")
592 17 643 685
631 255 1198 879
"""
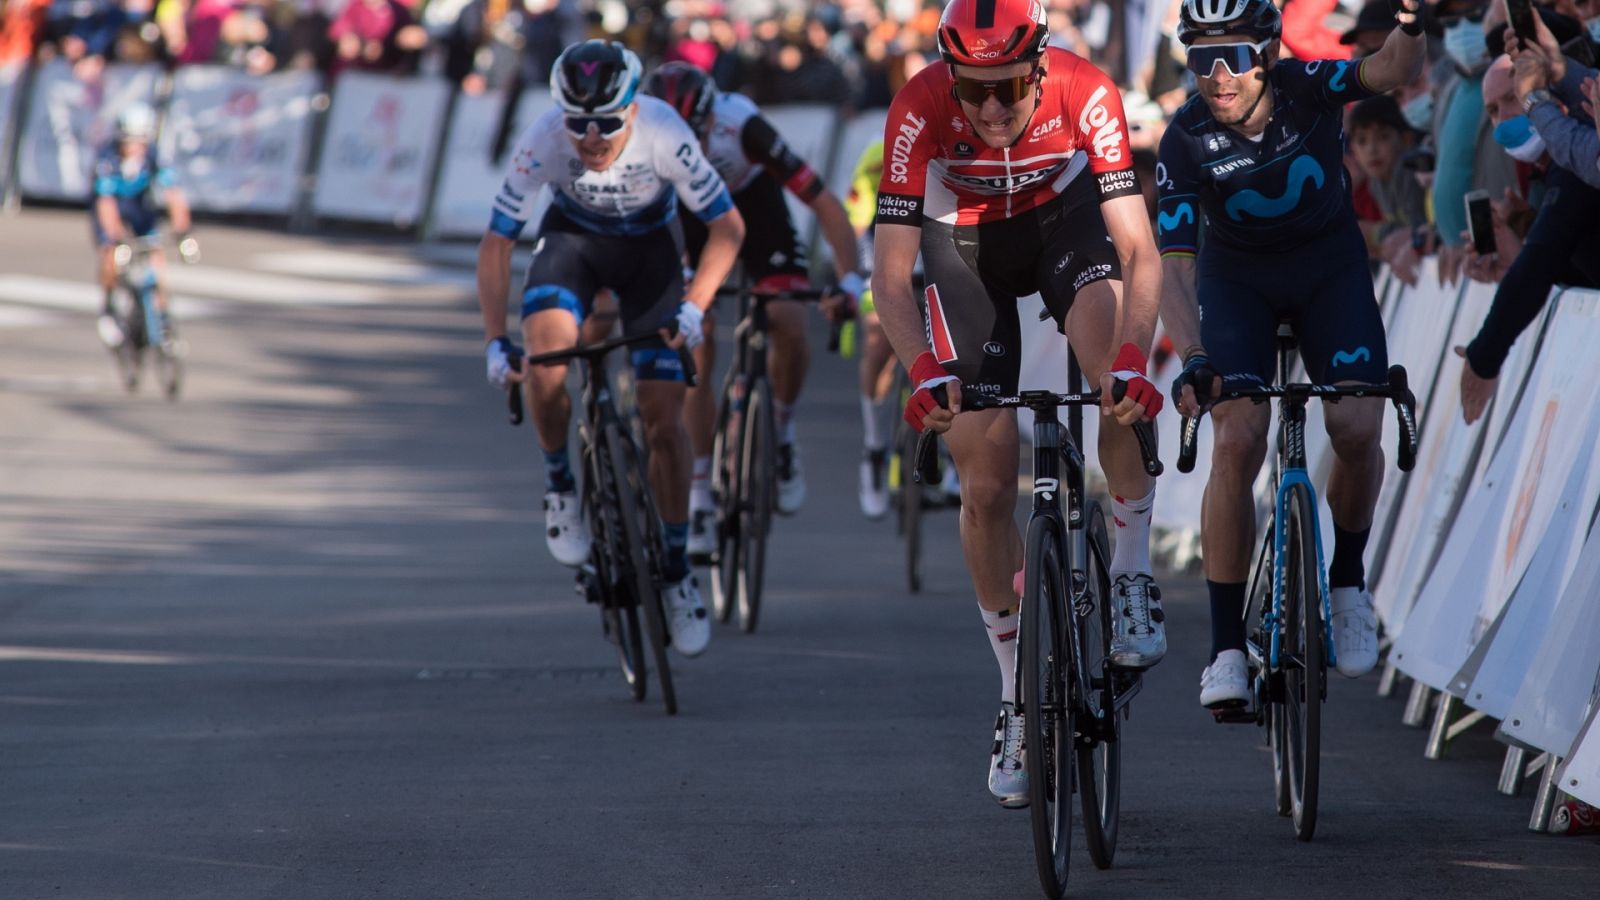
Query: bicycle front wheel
1020 515 1072 899
609 423 677 715
709 387 739 624
584 464 646 702
1276 483 1322 840
736 378 775 633
112 288 146 392
898 417 922 593
1076 501 1121 869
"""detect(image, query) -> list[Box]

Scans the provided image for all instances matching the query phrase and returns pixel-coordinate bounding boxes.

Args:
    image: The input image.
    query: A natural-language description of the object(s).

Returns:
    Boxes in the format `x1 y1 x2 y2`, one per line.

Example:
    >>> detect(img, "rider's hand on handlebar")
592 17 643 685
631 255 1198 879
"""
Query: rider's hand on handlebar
821 272 865 324
905 351 960 434
1103 342 1162 426
485 335 524 388
1171 351 1221 418
660 301 705 351
176 232 200 265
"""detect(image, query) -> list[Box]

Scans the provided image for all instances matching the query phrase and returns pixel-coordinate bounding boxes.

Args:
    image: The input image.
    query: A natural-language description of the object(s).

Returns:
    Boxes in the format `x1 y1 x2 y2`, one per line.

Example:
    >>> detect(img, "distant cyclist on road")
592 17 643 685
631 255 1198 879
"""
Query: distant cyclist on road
873 0 1167 808
642 62 865 553
1158 0 1423 709
91 103 197 348
477 40 747 657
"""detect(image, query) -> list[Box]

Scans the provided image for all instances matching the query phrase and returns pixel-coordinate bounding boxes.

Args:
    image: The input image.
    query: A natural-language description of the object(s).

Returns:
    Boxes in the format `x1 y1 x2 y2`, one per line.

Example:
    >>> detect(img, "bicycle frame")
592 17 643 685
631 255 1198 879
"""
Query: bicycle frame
1258 388 1336 674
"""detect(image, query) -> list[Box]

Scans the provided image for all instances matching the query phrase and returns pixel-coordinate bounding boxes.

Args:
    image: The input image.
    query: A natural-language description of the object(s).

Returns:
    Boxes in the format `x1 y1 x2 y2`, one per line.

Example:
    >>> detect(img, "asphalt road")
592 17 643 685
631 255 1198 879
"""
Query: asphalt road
0 209 1594 899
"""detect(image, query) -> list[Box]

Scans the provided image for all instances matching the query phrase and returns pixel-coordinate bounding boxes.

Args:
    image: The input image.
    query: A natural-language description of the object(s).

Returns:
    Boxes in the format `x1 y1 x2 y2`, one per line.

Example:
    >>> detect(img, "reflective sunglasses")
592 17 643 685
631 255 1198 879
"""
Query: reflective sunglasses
951 66 1042 106
1185 41 1269 79
564 114 628 139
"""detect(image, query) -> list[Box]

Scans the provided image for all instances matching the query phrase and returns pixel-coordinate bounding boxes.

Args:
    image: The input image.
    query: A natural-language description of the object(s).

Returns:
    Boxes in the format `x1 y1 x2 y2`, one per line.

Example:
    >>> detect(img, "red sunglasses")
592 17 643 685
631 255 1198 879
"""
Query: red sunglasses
951 66 1043 106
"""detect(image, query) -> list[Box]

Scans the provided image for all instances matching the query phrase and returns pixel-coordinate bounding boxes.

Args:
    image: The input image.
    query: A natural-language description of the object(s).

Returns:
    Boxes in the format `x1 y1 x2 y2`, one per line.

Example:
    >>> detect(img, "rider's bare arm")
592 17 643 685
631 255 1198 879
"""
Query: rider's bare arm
95 195 125 242
1099 193 1162 356
870 222 928 368
808 189 861 279
688 207 746 311
1352 0 1424 93
476 232 516 343
164 188 192 235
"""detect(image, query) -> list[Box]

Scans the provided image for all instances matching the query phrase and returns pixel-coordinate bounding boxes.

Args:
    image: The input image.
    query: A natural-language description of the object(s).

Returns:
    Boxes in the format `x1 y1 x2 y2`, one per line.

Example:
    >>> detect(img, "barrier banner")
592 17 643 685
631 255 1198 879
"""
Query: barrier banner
161 66 318 216
1391 292 1600 690
1558 701 1600 809
0 62 24 195
312 72 450 226
429 89 552 239
16 60 163 201
827 110 887 201
761 104 839 256
1498 524 1600 757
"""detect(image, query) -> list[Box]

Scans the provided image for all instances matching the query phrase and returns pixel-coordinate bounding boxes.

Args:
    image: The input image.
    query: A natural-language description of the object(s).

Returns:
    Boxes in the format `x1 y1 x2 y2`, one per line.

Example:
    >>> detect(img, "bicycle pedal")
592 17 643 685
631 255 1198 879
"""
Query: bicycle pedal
1210 705 1256 725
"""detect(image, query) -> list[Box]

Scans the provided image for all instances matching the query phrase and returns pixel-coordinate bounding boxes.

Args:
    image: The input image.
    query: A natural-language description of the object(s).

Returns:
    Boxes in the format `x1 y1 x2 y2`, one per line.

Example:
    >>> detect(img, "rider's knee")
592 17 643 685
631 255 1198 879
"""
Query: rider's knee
957 468 1016 522
1325 404 1382 459
1211 415 1269 477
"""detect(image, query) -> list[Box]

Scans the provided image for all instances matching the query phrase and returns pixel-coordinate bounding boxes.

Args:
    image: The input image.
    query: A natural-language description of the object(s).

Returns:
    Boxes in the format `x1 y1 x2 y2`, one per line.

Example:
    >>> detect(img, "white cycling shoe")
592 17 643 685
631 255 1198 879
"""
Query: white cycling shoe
1200 649 1250 709
665 576 710 657
1330 587 1380 677
97 313 125 348
776 442 805 514
988 702 1029 809
859 448 889 520
687 489 717 559
543 490 591 567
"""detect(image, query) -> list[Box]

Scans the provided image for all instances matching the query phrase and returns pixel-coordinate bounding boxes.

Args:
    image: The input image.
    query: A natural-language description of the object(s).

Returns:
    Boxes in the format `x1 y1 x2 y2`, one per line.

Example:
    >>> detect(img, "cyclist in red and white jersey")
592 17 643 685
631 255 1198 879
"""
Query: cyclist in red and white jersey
872 0 1166 808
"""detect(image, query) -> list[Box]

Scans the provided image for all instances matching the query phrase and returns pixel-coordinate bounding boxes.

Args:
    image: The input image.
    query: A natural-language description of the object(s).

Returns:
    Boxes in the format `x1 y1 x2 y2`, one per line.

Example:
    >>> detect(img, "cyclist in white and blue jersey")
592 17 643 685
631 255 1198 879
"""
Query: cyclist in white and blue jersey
1157 0 1424 709
476 40 747 658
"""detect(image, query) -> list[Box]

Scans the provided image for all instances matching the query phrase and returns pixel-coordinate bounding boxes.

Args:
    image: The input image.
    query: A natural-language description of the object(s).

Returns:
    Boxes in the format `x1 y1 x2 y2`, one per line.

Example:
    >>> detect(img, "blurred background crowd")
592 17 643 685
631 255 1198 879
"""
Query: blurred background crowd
3 0 1599 295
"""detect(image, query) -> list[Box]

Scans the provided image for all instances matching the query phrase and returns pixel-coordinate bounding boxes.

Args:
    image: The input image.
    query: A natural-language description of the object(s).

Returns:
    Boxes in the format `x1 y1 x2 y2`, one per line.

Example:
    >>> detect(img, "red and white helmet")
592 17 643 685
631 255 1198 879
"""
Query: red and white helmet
937 0 1050 68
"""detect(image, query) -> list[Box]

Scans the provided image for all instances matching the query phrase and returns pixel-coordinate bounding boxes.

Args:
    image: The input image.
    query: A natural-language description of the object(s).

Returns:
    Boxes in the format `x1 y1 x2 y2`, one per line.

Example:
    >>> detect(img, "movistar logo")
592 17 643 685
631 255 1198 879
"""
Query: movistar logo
1329 60 1350 93
1158 202 1194 235
1224 155 1324 222
1331 346 1371 367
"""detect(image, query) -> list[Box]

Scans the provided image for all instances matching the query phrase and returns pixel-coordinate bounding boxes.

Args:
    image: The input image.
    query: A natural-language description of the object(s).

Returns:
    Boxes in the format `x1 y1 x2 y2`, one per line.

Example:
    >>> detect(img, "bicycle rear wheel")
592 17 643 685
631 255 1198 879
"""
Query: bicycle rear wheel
1076 502 1121 869
609 423 677 715
1020 515 1073 899
736 378 775 633
898 420 922 593
112 289 145 392
1275 483 1322 840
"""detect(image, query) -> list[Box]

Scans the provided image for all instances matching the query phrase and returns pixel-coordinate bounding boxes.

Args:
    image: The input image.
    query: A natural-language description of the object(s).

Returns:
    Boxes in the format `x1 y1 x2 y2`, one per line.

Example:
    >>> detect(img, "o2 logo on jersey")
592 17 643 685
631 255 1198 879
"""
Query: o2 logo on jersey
1155 162 1173 190
1078 85 1124 164
1029 115 1063 141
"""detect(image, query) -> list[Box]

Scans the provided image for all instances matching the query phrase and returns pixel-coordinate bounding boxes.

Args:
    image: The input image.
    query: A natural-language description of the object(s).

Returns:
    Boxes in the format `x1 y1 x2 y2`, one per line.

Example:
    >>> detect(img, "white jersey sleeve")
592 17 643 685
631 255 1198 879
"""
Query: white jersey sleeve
642 98 734 223
488 112 559 239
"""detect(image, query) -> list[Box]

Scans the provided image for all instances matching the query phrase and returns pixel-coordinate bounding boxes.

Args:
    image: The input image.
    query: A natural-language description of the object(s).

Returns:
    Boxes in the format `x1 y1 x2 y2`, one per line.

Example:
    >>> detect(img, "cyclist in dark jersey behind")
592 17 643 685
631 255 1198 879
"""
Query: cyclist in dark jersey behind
1159 0 1423 710
642 63 864 554
874 0 1167 808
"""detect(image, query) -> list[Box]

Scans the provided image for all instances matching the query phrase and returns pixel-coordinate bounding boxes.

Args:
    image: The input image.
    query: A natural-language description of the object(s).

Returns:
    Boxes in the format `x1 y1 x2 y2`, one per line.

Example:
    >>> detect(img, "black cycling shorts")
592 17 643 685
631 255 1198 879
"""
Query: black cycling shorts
679 169 809 290
521 206 686 382
919 174 1120 395
1197 221 1388 386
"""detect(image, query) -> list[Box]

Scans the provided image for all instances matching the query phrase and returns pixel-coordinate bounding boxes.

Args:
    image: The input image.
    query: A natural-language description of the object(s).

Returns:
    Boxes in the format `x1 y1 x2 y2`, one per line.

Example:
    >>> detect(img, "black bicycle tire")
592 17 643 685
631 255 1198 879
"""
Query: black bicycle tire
709 386 738 624
608 423 677 715
1285 483 1322 841
737 379 774 633
1021 515 1072 899
114 285 146 392
585 463 647 701
1077 502 1121 869
900 423 922 593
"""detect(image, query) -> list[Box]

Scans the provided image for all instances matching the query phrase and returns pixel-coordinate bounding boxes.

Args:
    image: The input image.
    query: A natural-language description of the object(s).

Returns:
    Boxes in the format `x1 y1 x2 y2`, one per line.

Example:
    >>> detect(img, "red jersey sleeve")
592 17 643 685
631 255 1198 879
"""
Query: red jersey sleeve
1065 59 1140 201
875 73 938 227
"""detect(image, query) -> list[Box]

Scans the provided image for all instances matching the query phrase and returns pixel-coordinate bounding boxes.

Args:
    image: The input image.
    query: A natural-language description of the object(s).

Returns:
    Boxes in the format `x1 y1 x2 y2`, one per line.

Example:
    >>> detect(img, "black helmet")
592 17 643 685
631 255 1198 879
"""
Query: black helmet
642 62 716 136
551 40 643 115
1177 0 1283 46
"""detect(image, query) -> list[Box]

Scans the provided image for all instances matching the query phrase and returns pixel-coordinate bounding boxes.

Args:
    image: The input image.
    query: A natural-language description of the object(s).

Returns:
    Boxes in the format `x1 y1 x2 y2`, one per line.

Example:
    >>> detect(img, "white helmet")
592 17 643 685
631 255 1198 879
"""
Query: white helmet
116 103 158 142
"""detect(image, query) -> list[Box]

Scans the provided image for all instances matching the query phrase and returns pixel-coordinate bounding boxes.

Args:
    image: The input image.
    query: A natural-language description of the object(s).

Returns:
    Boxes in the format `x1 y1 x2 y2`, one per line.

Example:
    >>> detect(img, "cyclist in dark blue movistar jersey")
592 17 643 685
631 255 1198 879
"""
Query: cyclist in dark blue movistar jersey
1157 0 1424 710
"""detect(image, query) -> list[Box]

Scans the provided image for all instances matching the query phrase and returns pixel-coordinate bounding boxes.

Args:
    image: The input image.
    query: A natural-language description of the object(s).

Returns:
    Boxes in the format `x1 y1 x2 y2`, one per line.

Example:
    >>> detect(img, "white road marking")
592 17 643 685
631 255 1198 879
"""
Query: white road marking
250 250 475 288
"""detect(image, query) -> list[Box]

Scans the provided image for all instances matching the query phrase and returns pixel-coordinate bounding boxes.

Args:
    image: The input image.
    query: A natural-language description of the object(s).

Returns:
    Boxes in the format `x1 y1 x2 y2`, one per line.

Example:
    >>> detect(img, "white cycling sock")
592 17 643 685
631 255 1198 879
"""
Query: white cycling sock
861 393 886 451
981 605 1020 705
691 456 713 509
775 400 797 445
1109 487 1155 576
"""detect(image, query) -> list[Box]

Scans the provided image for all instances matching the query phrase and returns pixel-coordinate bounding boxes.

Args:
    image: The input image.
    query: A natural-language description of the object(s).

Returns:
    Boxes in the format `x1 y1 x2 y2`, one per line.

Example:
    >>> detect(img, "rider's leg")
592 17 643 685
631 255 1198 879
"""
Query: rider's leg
1323 396 1385 585
149 247 171 313
1202 399 1272 656
944 409 1025 626
97 244 116 308
767 298 809 430
522 305 580 489
857 310 896 517
636 375 693 574
685 315 717 506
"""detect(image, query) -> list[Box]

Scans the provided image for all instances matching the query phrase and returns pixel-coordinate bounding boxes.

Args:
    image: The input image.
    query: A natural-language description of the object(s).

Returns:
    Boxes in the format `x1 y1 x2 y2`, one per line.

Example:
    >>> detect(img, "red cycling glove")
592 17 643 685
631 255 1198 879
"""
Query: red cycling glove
1107 342 1164 419
904 351 959 433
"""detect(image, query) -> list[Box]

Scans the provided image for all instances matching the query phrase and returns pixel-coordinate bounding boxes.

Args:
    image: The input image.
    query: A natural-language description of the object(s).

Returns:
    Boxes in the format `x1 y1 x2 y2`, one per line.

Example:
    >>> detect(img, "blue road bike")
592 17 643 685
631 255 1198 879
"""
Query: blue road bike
1177 324 1418 841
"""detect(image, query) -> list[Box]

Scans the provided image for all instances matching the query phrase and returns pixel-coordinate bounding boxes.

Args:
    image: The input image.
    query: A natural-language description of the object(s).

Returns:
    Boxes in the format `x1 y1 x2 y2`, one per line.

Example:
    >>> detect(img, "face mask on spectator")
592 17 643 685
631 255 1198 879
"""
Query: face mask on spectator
1588 18 1600 44
1493 115 1548 162
1444 20 1487 69
1402 93 1433 131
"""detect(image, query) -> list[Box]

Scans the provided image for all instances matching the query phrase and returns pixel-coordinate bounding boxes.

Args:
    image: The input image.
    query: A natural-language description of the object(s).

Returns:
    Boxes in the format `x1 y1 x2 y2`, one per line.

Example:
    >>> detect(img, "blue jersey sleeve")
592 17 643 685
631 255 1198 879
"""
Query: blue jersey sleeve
1156 125 1202 258
1280 59 1380 111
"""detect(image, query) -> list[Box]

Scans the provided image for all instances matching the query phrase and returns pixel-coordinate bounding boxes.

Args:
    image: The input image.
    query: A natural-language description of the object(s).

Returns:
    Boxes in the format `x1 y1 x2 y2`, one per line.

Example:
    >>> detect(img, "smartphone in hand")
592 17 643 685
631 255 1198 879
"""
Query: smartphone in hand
1465 189 1496 257
1505 0 1538 50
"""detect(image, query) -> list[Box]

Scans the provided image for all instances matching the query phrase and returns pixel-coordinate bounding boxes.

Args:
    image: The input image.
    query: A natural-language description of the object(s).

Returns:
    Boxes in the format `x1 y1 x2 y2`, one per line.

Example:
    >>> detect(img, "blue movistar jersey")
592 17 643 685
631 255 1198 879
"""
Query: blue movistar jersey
90 142 176 233
1156 59 1379 256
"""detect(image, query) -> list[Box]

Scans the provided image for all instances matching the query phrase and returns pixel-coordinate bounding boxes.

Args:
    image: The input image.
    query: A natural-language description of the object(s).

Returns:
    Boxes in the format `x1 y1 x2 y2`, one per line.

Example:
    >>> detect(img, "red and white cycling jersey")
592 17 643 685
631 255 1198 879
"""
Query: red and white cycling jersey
875 48 1139 227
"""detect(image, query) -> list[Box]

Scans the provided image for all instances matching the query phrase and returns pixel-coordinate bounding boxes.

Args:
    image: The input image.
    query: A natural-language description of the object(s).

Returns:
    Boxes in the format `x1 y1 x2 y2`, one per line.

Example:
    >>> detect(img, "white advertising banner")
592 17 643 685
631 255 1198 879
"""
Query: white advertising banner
0 62 24 194
429 89 552 239
16 60 164 201
1391 292 1600 690
762 104 840 259
312 72 450 226
1558 703 1600 809
161 66 318 215
1498 523 1600 757
827 110 887 201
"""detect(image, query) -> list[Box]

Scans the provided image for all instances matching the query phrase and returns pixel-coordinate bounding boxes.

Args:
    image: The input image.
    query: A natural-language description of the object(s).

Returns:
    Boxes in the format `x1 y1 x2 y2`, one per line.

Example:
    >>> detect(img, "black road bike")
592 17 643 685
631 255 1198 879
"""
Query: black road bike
1176 325 1418 841
705 283 842 633
106 235 192 399
915 364 1162 899
507 333 697 715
